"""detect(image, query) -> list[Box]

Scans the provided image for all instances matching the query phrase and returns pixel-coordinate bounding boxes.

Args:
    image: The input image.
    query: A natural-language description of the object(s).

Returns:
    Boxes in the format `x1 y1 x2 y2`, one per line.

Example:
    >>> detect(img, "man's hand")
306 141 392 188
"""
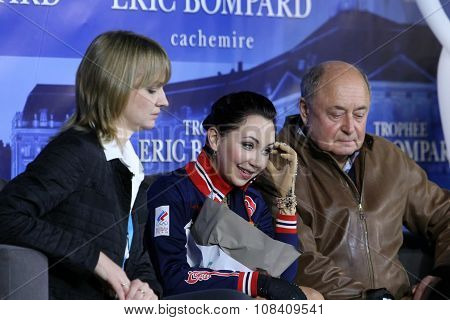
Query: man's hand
413 275 442 300
126 279 158 300
94 251 131 300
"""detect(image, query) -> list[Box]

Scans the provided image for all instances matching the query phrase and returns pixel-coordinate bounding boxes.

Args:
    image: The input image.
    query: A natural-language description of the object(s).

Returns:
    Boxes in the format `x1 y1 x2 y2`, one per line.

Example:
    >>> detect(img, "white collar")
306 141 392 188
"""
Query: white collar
102 139 144 178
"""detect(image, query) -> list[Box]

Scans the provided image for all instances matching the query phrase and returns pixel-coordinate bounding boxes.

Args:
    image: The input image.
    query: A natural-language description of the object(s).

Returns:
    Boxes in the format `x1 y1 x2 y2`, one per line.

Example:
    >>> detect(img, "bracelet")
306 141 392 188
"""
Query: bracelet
275 196 297 211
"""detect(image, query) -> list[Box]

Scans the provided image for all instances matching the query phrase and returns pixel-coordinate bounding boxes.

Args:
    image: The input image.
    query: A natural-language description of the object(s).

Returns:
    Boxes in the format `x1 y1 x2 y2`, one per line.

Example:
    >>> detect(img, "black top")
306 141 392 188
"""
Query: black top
0 128 161 299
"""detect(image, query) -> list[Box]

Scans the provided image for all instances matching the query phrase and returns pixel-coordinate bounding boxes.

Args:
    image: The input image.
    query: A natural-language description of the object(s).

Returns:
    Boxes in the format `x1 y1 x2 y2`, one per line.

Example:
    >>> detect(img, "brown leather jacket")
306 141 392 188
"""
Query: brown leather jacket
257 115 450 299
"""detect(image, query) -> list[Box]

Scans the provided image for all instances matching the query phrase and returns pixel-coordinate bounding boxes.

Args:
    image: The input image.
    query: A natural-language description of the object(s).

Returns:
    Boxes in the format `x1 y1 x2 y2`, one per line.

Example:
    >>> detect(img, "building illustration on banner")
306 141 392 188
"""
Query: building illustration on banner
6 9 449 187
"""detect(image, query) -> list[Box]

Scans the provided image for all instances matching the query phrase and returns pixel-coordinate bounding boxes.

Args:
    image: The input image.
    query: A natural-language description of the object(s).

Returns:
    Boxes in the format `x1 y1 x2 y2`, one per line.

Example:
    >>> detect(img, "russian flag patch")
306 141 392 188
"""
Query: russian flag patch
154 205 170 237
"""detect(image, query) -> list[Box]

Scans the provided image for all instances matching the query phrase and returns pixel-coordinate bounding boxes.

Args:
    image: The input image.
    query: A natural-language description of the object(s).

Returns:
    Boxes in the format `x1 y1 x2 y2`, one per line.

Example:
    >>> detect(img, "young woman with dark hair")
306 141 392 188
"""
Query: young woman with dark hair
146 91 323 300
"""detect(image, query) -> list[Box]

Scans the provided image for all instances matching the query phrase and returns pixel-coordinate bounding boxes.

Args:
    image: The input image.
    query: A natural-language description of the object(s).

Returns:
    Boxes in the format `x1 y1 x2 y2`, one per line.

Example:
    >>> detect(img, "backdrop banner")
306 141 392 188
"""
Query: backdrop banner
0 0 449 188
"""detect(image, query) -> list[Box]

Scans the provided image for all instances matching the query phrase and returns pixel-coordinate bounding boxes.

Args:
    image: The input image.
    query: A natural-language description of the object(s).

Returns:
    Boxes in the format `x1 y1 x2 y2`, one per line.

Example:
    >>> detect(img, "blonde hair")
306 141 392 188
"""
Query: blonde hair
66 30 171 141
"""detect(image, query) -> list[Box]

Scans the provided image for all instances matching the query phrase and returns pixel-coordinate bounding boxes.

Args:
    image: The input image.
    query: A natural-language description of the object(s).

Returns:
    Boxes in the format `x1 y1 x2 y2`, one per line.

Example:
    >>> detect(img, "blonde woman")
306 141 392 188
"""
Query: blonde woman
0 31 170 300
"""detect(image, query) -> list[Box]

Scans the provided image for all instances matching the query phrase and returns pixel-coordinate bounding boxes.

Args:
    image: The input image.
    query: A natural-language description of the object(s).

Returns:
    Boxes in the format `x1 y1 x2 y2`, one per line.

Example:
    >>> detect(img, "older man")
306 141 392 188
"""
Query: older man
258 61 449 299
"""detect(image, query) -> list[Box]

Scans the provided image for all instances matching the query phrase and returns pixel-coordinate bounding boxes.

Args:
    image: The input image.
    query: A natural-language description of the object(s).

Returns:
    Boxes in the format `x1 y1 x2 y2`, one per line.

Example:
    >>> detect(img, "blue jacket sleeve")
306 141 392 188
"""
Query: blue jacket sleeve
146 176 258 297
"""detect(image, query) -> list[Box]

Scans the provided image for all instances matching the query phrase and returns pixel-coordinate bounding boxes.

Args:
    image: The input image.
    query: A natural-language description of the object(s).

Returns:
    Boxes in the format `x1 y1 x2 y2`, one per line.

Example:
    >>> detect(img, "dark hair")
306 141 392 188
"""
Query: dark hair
301 62 370 105
202 91 277 136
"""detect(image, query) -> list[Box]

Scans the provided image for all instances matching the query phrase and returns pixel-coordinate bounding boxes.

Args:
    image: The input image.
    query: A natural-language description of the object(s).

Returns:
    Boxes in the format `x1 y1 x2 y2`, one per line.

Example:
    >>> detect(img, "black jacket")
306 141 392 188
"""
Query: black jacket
0 128 162 299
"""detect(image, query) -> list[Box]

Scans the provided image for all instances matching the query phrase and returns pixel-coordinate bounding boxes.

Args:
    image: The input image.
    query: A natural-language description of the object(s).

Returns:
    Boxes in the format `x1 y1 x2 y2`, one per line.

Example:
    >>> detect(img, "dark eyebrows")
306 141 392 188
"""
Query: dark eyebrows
242 137 275 148
243 136 260 144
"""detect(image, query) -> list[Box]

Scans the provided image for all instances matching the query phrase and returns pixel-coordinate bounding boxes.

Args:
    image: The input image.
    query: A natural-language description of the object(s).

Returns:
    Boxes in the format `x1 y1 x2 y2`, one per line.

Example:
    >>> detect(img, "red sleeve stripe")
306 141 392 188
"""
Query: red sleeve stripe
276 217 297 232
237 272 258 297
275 226 298 234
250 272 259 297
276 212 298 221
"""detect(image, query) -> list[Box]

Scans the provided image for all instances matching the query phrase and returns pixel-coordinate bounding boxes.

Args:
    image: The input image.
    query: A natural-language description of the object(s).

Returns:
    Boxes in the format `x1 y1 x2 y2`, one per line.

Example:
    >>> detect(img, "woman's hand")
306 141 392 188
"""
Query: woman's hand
94 252 159 300
126 279 158 300
266 142 298 198
94 251 131 300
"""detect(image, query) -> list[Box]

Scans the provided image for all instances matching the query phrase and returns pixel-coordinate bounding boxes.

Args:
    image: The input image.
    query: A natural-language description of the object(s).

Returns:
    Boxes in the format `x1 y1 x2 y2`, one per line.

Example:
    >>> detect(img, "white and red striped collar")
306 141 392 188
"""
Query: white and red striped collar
185 149 233 202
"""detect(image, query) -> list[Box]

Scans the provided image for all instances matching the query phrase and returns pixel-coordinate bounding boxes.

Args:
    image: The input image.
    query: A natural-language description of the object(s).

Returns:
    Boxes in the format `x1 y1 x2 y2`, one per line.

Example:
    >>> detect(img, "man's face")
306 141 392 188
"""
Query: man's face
301 67 370 164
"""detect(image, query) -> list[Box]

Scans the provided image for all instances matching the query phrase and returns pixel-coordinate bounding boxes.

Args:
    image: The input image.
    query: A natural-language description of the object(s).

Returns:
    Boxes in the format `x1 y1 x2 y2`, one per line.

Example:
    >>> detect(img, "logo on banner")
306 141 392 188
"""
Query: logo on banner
185 271 240 285
154 205 170 237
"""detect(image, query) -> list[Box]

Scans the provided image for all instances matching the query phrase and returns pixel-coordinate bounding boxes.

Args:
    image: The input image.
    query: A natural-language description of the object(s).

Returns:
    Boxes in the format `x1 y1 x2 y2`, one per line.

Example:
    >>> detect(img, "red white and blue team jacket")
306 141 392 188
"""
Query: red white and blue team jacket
146 150 298 297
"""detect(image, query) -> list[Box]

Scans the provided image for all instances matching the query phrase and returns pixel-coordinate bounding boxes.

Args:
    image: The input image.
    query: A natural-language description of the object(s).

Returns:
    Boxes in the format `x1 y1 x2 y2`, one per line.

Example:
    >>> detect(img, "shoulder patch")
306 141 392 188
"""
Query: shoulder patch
154 205 170 237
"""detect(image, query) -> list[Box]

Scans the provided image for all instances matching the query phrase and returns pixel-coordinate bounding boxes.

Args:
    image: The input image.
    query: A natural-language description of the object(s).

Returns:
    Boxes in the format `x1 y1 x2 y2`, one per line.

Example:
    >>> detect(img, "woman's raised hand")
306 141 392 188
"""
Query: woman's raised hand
266 142 298 198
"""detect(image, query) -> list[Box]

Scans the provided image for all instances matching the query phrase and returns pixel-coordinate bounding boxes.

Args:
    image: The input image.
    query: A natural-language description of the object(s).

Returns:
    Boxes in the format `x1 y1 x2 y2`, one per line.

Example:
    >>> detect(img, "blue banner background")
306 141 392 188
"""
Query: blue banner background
0 0 449 188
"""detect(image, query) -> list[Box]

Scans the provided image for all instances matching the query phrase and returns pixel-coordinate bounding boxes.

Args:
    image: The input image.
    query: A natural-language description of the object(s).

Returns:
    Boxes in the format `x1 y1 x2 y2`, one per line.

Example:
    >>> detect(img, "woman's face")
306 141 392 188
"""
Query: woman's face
213 114 275 187
119 86 168 133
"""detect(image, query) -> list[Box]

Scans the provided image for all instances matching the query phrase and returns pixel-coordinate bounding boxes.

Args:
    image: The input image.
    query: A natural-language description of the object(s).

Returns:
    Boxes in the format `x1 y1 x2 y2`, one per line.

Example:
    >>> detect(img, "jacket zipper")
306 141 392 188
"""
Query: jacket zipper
356 152 375 289
328 152 375 288
358 202 375 288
